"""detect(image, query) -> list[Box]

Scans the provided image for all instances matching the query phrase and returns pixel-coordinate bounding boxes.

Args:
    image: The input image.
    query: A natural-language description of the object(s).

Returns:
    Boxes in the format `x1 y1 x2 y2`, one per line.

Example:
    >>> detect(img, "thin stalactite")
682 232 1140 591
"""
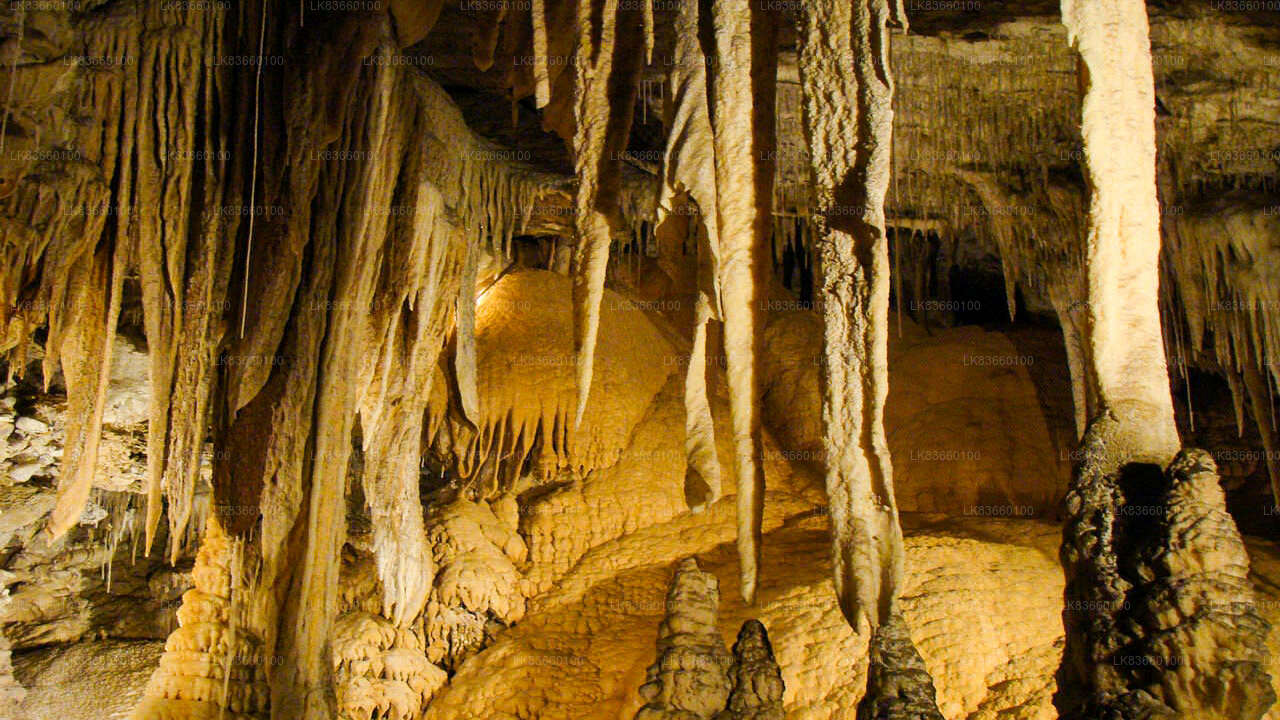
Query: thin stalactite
706 0 776 605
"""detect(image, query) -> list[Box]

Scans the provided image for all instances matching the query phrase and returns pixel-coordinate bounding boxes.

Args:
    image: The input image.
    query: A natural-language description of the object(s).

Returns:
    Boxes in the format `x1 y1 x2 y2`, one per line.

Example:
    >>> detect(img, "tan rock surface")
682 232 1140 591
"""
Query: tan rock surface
762 310 1071 518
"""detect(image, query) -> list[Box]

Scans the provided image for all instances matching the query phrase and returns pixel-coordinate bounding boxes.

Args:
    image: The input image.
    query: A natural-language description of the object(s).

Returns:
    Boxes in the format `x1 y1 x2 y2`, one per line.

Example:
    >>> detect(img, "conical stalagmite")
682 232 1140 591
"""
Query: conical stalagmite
634 558 733 719
718 620 785 720
856 612 944 720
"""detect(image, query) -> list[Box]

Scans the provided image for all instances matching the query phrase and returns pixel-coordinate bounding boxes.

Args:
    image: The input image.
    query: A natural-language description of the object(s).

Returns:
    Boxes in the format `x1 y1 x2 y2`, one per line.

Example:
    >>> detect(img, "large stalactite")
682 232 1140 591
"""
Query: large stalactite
795 0 906 631
568 0 642 427
1061 0 1180 471
656 0 723 515
706 0 776 606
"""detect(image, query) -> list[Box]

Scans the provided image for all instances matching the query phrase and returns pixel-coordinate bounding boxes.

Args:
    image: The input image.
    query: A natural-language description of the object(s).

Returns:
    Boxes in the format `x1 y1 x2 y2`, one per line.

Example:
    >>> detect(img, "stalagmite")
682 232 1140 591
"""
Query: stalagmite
1057 446 1275 718
634 558 733 719
795 0 906 629
855 613 944 720
717 620 784 720
1060 0 1179 469
133 517 269 719
707 0 776 605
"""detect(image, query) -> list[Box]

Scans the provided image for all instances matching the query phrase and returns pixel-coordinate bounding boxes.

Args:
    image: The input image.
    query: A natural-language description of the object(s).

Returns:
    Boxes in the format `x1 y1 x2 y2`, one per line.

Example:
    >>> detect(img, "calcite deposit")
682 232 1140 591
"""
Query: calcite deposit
2 0 1279 718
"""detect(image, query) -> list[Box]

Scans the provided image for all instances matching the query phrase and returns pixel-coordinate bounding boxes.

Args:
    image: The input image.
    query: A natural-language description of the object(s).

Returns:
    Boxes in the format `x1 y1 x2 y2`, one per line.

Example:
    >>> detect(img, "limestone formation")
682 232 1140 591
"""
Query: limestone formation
1058 442 1275 719
796 0 907 631
718 620 785 720
855 613 944 720
634 559 785 720
1 0 1279 718
634 558 734 719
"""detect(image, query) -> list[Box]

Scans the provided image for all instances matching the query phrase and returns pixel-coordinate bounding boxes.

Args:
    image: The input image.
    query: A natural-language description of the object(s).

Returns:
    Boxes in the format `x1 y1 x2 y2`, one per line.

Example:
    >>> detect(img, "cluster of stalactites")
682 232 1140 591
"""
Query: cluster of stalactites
0 0 571 556
1160 201 1280 504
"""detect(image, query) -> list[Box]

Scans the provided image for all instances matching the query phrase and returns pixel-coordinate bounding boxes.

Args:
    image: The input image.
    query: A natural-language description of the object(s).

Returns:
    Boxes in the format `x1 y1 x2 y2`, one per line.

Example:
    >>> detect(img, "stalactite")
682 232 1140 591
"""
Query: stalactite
795 0 906 629
707 0 776 605
359 179 464 629
45 239 125 538
427 269 674 487
1161 205 1280 501
2 0 134 541
1061 0 1179 469
276 41 404 720
529 0 551 108
1241 353 1280 509
388 0 443 47
570 0 619 429
454 242 480 425
138 2 231 561
569 0 642 428
684 297 721 512
655 0 723 513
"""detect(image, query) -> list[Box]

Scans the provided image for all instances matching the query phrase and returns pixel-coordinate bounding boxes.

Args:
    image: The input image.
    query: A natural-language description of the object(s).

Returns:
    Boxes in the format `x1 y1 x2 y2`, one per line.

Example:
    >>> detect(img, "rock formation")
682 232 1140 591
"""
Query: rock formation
719 620 785 720
796 0 908 632
634 558 734 719
1 0 1279 717
856 613 945 720
634 559 784 720
1058 443 1275 719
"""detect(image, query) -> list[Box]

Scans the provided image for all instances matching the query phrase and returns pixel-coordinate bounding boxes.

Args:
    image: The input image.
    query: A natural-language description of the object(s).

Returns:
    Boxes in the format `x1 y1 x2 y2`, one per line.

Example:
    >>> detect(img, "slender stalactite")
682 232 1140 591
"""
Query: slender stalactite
657 0 723 512
684 297 722 512
707 0 776 604
455 240 481 424
530 0 551 107
795 0 907 629
569 0 621 428
568 0 643 427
